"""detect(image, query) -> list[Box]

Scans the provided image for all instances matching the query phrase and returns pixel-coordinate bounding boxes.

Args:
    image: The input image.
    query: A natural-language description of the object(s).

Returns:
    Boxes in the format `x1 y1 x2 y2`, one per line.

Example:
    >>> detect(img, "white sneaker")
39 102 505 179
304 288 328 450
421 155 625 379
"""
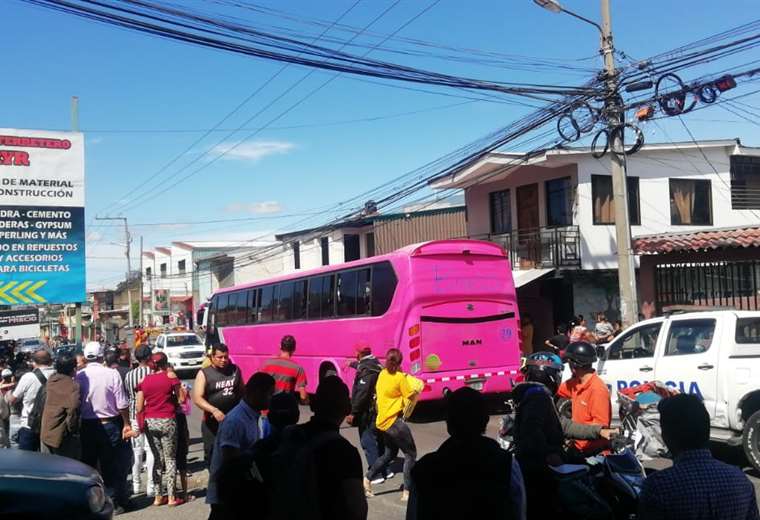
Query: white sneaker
370 476 386 485
384 471 395 480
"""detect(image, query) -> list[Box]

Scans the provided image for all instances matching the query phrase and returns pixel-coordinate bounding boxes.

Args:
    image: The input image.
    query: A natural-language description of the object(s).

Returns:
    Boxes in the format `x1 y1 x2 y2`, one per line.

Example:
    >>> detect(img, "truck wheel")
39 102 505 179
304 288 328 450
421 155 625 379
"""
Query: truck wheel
742 409 760 474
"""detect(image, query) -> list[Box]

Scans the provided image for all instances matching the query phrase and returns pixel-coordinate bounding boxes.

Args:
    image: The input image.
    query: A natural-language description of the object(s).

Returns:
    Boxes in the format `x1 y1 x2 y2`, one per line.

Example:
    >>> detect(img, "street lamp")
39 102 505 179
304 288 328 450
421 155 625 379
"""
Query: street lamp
532 0 640 327
532 0 603 33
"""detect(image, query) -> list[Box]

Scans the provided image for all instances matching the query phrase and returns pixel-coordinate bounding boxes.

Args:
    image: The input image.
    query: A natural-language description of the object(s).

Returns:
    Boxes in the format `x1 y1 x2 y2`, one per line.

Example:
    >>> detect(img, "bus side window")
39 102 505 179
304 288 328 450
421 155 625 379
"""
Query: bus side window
338 271 359 316
293 280 307 320
357 268 371 316
371 262 397 316
247 289 258 323
323 275 336 318
278 283 294 322
308 276 323 319
260 286 275 323
217 293 229 326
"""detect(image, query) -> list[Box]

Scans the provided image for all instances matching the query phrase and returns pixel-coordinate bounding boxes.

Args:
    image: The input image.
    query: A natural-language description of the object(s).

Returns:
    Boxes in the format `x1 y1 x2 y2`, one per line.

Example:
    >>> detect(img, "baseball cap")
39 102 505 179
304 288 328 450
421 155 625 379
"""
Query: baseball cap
1 368 11 378
84 341 104 361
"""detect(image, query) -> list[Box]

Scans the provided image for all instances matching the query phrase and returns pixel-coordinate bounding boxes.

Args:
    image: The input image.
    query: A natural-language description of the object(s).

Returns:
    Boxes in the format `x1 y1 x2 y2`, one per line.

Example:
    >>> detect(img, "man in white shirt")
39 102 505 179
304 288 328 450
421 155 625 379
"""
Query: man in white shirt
8 350 55 450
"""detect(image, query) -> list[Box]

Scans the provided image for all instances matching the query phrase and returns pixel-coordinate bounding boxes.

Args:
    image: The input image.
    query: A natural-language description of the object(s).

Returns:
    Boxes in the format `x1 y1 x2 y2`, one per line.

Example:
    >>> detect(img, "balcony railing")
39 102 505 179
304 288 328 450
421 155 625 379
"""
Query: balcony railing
488 226 581 270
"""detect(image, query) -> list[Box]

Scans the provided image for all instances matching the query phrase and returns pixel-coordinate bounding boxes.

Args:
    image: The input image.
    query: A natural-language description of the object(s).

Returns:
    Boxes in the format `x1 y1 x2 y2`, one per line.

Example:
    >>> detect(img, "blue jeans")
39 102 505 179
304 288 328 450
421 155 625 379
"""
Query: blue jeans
17 427 39 451
359 423 387 472
81 418 133 506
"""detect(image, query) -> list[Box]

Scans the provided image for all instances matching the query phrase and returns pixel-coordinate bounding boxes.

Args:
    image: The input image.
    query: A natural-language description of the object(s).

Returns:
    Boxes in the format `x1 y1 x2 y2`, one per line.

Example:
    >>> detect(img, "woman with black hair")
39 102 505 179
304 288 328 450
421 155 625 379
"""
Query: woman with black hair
364 348 418 502
136 352 187 507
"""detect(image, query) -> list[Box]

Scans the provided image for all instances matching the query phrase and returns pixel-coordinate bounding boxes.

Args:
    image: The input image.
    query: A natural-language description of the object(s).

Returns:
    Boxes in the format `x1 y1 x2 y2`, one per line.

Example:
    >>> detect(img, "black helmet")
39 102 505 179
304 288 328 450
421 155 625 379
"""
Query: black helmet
564 341 597 368
522 352 564 393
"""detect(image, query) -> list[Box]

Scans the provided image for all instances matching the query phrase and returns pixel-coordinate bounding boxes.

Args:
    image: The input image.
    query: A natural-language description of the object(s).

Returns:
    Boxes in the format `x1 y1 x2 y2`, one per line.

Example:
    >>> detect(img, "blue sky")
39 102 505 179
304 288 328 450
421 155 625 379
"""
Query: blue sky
5 0 760 288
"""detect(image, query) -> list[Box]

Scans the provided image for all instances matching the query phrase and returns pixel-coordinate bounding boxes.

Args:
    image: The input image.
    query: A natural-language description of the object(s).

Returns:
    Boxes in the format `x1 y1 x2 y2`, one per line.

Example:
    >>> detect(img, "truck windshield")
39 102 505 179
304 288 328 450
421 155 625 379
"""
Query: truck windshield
166 335 201 347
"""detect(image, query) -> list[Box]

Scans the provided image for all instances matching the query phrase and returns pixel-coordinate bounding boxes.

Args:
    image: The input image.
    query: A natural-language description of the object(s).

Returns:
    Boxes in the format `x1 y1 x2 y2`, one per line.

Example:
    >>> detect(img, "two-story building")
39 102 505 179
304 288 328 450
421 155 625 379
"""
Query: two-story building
431 139 760 348
142 241 269 327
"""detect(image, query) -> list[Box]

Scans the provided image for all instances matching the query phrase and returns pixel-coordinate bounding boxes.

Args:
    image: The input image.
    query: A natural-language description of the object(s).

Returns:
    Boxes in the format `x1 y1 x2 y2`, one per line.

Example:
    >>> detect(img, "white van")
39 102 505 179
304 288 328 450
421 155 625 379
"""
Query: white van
596 310 760 471
153 332 206 373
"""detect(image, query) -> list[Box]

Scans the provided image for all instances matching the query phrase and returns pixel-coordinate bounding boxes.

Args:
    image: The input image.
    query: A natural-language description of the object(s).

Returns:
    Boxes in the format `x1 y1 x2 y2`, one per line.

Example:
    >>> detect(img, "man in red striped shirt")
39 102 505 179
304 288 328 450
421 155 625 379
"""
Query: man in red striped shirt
261 335 308 403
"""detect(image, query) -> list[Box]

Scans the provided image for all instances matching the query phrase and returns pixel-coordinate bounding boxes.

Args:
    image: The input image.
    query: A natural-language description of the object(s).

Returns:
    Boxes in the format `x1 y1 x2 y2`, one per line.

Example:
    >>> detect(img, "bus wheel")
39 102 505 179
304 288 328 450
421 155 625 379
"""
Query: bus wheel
742 409 760 474
320 362 338 381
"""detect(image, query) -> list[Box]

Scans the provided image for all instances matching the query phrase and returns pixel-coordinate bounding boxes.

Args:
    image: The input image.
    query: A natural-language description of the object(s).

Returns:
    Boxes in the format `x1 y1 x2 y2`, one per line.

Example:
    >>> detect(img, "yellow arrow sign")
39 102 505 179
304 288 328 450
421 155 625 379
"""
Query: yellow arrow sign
10 281 32 304
0 280 48 304
0 281 18 304
26 281 47 303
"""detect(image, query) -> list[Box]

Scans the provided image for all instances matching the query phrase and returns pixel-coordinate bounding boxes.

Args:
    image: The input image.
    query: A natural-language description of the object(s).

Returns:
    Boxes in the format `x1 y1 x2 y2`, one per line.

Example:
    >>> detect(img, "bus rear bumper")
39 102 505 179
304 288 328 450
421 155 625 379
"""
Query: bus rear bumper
416 368 521 401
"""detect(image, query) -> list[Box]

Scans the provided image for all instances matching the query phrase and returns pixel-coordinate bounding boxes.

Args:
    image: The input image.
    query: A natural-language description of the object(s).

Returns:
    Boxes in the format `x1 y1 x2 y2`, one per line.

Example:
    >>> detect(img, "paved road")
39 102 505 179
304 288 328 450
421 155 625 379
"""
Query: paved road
122 385 760 520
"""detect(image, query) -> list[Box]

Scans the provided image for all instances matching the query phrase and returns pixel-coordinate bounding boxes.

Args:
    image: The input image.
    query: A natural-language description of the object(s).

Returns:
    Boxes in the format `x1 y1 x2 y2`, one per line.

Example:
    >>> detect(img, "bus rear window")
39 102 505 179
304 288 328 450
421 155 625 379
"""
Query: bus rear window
736 318 760 344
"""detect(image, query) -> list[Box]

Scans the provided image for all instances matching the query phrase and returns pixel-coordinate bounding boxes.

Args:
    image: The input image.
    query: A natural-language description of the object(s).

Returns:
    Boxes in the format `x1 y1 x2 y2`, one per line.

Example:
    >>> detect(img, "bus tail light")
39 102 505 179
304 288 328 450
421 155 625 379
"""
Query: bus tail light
409 348 421 361
423 384 432 392
409 336 421 349
408 324 420 336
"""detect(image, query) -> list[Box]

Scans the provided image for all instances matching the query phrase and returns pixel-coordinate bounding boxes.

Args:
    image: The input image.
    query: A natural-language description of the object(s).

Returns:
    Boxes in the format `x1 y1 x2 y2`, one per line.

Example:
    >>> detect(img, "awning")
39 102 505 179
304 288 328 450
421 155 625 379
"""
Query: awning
170 296 193 303
512 268 555 288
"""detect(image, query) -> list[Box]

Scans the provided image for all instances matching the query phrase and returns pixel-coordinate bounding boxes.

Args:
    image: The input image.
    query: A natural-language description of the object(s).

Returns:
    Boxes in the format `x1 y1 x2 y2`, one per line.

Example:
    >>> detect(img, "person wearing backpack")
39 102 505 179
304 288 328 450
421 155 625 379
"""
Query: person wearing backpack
364 348 420 502
8 349 55 451
272 376 367 520
40 353 81 458
345 344 391 484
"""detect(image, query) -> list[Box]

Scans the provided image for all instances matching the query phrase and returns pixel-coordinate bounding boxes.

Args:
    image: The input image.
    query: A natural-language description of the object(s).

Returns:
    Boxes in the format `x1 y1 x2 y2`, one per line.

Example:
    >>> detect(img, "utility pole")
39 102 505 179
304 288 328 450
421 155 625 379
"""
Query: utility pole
599 0 639 327
139 236 144 327
72 96 83 344
96 216 134 328
533 0 639 326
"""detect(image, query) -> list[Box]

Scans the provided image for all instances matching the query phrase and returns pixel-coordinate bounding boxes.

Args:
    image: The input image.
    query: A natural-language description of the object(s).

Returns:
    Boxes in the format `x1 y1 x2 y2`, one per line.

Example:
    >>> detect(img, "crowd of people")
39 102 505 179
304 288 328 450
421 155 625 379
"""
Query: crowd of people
520 312 624 357
1 331 759 520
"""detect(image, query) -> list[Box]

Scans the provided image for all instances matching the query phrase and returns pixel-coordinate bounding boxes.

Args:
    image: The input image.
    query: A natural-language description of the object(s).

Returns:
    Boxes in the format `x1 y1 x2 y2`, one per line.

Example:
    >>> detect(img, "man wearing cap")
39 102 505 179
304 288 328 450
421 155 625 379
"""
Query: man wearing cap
346 344 390 484
76 341 134 515
7 349 55 451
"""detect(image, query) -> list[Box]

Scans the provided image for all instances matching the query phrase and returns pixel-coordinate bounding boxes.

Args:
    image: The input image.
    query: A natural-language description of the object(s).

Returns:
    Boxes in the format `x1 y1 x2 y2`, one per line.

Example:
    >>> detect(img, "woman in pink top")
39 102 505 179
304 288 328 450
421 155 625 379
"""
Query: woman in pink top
136 353 187 507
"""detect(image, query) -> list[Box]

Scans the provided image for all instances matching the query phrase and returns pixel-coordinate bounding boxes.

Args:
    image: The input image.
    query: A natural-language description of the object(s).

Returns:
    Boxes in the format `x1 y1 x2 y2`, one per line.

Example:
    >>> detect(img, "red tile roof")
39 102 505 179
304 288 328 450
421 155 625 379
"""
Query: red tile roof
634 226 760 254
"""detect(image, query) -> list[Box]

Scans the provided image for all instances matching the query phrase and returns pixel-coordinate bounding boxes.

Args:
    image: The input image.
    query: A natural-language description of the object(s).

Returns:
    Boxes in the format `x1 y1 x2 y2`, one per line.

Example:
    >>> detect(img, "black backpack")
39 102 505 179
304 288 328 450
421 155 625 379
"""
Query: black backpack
28 369 49 435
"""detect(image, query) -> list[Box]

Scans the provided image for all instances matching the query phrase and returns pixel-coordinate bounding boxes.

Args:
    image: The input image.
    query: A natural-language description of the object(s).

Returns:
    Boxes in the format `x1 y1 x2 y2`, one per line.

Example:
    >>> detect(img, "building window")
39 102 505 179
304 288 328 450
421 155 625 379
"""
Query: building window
320 237 329 266
546 177 574 227
730 155 760 209
366 233 375 257
160 263 167 278
489 190 511 234
292 241 301 270
145 267 151 277
344 234 360 262
177 259 186 275
591 175 641 225
670 179 712 225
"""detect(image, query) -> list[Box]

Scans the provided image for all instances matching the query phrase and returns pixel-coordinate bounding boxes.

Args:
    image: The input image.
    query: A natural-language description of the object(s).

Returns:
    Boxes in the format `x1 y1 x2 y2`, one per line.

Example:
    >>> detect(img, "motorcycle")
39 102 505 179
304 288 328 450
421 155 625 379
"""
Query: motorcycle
497 398 646 520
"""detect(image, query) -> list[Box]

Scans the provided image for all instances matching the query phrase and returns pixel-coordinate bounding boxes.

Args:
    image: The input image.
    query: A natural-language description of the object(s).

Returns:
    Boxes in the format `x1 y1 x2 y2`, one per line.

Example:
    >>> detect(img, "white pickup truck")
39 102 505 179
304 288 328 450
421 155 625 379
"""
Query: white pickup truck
595 310 760 472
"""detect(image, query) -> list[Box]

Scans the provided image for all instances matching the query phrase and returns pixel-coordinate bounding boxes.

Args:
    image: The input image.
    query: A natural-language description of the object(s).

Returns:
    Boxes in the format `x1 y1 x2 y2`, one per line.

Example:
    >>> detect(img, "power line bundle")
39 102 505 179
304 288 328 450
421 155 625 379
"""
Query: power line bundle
23 0 599 100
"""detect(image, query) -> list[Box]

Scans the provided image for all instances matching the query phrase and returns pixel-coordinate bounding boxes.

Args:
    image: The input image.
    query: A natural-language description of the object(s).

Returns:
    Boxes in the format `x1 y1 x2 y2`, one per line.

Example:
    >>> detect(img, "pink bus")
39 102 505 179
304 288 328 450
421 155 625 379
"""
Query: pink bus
204 239 522 400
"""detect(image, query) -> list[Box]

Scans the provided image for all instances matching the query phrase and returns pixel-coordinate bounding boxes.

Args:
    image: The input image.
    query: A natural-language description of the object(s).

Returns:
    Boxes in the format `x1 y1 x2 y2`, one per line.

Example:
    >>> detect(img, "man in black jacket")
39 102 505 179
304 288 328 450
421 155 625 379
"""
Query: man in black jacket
345 344 391 484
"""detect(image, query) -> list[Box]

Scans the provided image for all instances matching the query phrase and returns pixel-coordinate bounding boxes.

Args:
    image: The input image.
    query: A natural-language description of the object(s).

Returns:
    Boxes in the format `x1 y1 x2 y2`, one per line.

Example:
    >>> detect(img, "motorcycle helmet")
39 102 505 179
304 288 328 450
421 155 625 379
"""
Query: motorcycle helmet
564 341 597 369
521 352 564 393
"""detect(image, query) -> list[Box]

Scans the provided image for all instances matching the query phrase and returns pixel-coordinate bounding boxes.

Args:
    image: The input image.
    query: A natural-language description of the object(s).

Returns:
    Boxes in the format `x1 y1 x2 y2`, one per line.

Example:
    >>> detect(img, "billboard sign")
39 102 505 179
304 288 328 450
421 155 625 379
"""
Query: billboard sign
0 129 85 304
